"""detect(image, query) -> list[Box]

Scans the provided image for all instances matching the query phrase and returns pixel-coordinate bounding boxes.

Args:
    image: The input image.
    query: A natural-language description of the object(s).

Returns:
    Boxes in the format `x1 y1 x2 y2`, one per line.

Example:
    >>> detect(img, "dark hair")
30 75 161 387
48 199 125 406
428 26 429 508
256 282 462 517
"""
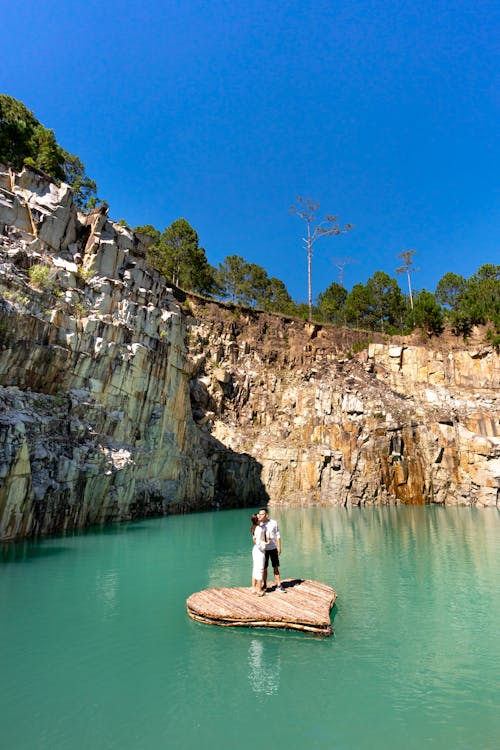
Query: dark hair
251 513 259 534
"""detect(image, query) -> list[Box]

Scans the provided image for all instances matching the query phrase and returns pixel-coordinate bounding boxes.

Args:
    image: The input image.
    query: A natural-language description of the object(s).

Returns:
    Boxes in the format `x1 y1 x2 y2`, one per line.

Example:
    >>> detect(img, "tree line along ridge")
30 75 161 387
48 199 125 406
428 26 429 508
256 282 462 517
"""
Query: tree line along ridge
1 95 498 342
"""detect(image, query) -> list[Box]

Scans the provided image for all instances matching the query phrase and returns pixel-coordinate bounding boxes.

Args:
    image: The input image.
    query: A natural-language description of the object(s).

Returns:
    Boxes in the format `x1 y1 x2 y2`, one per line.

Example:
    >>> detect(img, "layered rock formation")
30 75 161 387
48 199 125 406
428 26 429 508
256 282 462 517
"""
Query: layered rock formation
0 167 498 539
0 167 265 539
187 302 499 509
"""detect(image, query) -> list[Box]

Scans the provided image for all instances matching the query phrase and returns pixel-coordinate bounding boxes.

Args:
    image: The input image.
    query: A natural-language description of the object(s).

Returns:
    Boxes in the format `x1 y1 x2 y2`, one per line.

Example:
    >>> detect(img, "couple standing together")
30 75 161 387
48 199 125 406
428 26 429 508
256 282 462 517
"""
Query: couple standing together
251 508 285 596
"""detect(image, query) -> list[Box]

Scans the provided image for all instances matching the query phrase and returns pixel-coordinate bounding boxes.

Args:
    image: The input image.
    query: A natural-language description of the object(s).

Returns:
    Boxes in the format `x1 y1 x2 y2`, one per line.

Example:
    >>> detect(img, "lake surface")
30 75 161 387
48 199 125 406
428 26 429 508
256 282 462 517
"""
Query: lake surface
1 506 499 750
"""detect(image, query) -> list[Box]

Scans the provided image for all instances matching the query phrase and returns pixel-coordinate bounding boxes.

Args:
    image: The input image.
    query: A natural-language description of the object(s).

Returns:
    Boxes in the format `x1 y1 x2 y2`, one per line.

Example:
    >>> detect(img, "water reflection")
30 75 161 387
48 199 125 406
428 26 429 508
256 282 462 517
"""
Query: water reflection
248 638 281 695
95 570 119 619
207 554 240 588
0 542 71 563
1 506 500 750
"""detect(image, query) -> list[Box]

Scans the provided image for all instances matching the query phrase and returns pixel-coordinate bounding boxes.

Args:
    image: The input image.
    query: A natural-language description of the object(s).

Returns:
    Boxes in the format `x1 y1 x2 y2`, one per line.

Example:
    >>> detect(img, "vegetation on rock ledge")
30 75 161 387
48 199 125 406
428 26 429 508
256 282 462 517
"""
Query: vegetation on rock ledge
0 94 98 208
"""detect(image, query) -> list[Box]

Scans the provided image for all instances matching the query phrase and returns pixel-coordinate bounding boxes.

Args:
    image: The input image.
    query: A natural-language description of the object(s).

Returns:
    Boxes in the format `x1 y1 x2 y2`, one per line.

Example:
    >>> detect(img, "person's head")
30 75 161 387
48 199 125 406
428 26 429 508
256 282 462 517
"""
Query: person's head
251 513 259 532
257 508 268 523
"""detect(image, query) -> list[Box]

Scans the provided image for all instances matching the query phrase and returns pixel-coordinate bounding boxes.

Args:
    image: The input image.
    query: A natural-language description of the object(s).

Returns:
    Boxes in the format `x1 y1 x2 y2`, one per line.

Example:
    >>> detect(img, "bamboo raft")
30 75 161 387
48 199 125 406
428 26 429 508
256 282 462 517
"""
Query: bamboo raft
186 578 337 636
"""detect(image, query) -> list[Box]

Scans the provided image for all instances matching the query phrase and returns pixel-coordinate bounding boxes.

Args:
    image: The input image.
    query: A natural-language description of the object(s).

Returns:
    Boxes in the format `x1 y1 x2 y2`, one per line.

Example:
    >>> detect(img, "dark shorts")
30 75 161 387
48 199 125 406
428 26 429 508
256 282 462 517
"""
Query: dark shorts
265 548 280 569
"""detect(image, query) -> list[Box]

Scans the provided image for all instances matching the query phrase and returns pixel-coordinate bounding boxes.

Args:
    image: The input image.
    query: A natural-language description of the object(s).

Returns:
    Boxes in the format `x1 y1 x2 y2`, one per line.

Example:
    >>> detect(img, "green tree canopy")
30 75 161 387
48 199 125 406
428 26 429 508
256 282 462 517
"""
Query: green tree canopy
435 272 467 310
413 289 444 335
133 224 161 243
61 151 98 209
436 264 500 336
243 263 270 307
147 218 218 295
216 254 250 303
216 255 296 313
263 277 296 316
465 264 500 328
344 272 407 332
0 94 98 207
367 271 407 332
316 281 348 325
0 95 39 170
344 282 371 329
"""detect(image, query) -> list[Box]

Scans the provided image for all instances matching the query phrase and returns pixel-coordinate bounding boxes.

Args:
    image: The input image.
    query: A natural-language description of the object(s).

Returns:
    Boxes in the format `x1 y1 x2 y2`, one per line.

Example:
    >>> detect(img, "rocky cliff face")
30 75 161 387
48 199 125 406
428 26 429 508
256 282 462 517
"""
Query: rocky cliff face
0 167 498 539
0 167 265 539
187 301 499 509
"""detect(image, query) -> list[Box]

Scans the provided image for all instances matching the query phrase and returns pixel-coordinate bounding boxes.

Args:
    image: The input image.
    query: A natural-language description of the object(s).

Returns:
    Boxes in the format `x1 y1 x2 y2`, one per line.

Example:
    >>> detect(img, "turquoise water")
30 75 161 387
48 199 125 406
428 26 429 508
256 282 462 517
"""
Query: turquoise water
1 506 500 750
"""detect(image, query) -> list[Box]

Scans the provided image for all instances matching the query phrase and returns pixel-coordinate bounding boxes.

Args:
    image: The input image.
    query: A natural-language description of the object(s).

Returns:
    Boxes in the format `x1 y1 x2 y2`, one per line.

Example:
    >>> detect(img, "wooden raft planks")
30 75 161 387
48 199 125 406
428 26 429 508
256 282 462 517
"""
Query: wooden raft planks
186 578 336 635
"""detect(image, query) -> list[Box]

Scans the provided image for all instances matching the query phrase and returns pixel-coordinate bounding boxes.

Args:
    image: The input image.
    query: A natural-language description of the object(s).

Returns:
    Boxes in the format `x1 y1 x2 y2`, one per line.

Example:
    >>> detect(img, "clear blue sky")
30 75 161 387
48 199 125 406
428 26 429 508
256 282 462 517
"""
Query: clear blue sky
2 0 498 303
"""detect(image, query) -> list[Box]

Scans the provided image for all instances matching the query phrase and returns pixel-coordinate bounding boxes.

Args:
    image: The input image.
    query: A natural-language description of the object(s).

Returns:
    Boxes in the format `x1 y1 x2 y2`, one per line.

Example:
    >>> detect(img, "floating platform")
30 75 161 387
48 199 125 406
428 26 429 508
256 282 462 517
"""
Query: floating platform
186 578 337 636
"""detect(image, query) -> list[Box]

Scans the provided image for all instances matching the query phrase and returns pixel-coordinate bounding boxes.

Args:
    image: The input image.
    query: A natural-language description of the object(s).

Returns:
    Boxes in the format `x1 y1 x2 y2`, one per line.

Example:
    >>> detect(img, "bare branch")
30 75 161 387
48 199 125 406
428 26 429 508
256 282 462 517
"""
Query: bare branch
290 196 353 321
395 249 419 310
333 256 358 286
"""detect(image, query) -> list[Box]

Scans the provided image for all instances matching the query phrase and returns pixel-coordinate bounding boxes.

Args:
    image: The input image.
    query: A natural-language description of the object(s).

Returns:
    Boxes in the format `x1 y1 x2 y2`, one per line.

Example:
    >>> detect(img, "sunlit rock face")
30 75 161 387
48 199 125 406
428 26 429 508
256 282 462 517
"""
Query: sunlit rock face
186 300 499 511
0 166 498 539
0 167 265 539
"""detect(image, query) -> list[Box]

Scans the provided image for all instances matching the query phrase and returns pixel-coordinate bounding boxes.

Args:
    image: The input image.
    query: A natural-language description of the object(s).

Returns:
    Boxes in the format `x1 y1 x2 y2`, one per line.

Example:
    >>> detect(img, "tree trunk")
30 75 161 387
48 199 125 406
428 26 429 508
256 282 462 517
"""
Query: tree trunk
307 225 312 322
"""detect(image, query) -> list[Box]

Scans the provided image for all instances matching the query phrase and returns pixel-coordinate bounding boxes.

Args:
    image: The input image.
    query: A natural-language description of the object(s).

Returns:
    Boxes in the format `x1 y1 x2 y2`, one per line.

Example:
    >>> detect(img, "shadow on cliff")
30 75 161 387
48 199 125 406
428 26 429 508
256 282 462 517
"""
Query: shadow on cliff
190 368 269 510
198 431 270 510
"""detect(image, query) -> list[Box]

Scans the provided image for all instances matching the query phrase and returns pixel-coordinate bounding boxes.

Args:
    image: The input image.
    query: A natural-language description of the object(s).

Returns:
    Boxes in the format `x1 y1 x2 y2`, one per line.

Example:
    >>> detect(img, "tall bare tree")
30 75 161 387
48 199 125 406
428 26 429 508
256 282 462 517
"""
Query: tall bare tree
290 197 352 321
396 249 419 310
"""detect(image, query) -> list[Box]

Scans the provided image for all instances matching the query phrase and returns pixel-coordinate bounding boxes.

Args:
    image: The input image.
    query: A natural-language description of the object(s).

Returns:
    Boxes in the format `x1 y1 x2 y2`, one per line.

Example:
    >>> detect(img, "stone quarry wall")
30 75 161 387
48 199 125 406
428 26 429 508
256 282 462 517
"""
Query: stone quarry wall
0 167 265 539
186 301 499 510
0 166 498 539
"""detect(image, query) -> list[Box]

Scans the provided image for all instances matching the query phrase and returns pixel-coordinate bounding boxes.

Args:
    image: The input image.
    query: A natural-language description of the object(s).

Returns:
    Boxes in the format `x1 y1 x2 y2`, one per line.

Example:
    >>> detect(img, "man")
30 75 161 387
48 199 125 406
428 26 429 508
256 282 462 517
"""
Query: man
257 508 285 593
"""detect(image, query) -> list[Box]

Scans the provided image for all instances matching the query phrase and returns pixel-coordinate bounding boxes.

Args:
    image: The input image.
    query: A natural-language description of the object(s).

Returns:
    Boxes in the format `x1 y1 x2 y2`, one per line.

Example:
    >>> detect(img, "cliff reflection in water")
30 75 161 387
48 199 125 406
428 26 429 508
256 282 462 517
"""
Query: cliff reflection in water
278 504 499 580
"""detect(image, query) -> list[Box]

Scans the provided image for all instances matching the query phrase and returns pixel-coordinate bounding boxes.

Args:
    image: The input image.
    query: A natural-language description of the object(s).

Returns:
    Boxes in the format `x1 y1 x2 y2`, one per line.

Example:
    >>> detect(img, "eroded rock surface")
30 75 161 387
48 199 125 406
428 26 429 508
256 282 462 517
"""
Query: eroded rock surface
0 167 265 539
0 166 498 539
186 301 499 510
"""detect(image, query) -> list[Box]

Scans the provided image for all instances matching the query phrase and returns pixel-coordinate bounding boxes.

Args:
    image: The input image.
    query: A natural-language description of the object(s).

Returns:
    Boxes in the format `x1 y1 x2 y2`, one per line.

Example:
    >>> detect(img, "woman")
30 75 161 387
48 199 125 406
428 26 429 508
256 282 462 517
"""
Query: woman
251 513 266 596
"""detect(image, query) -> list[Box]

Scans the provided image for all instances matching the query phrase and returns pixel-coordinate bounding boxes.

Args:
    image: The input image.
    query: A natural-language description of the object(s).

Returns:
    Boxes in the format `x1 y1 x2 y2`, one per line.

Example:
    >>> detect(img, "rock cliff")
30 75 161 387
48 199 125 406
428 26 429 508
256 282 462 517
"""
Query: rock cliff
0 167 498 539
187 301 499 509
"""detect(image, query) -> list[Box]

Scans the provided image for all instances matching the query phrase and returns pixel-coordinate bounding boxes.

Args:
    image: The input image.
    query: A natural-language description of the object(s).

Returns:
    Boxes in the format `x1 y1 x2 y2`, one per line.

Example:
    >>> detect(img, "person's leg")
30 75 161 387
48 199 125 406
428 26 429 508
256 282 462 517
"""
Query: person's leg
263 551 269 587
270 549 285 591
273 566 281 587
269 549 281 587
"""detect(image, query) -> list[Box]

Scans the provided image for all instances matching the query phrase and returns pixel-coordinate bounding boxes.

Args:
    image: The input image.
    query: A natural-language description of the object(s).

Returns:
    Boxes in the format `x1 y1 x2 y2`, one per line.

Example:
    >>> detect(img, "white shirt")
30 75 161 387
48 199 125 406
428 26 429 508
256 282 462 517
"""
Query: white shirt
262 519 280 550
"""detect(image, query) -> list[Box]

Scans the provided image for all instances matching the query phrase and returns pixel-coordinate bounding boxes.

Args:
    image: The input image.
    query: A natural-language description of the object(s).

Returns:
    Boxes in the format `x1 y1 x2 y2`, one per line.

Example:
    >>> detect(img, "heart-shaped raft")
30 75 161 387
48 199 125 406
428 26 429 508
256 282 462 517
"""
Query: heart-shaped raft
186 578 337 636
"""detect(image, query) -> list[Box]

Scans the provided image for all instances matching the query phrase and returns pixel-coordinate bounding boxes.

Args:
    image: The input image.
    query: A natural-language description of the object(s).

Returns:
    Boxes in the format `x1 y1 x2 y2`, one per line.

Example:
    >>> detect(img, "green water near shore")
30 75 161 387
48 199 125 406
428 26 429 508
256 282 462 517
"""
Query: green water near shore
1 506 499 749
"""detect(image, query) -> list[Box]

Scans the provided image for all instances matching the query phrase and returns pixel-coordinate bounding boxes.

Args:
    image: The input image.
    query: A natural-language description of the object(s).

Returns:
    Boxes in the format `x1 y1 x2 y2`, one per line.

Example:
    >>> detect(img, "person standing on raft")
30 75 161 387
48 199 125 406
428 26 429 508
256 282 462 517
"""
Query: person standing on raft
258 508 285 593
251 514 266 596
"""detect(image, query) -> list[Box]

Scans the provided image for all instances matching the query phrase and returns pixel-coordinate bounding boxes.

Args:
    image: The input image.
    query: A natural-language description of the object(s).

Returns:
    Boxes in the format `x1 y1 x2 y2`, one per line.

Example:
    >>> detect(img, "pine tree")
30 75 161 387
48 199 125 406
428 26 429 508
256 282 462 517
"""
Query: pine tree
147 218 218 295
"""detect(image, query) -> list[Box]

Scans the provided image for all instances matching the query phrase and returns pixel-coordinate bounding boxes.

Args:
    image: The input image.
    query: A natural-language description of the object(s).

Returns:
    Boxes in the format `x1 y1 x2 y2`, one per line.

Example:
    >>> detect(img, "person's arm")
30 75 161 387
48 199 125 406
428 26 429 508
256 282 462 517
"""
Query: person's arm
275 524 281 555
256 525 266 551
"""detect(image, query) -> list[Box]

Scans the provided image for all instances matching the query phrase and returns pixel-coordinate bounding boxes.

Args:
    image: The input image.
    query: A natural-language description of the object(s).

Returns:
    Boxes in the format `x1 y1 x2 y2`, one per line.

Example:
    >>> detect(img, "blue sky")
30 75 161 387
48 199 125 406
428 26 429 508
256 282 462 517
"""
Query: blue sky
2 0 498 303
